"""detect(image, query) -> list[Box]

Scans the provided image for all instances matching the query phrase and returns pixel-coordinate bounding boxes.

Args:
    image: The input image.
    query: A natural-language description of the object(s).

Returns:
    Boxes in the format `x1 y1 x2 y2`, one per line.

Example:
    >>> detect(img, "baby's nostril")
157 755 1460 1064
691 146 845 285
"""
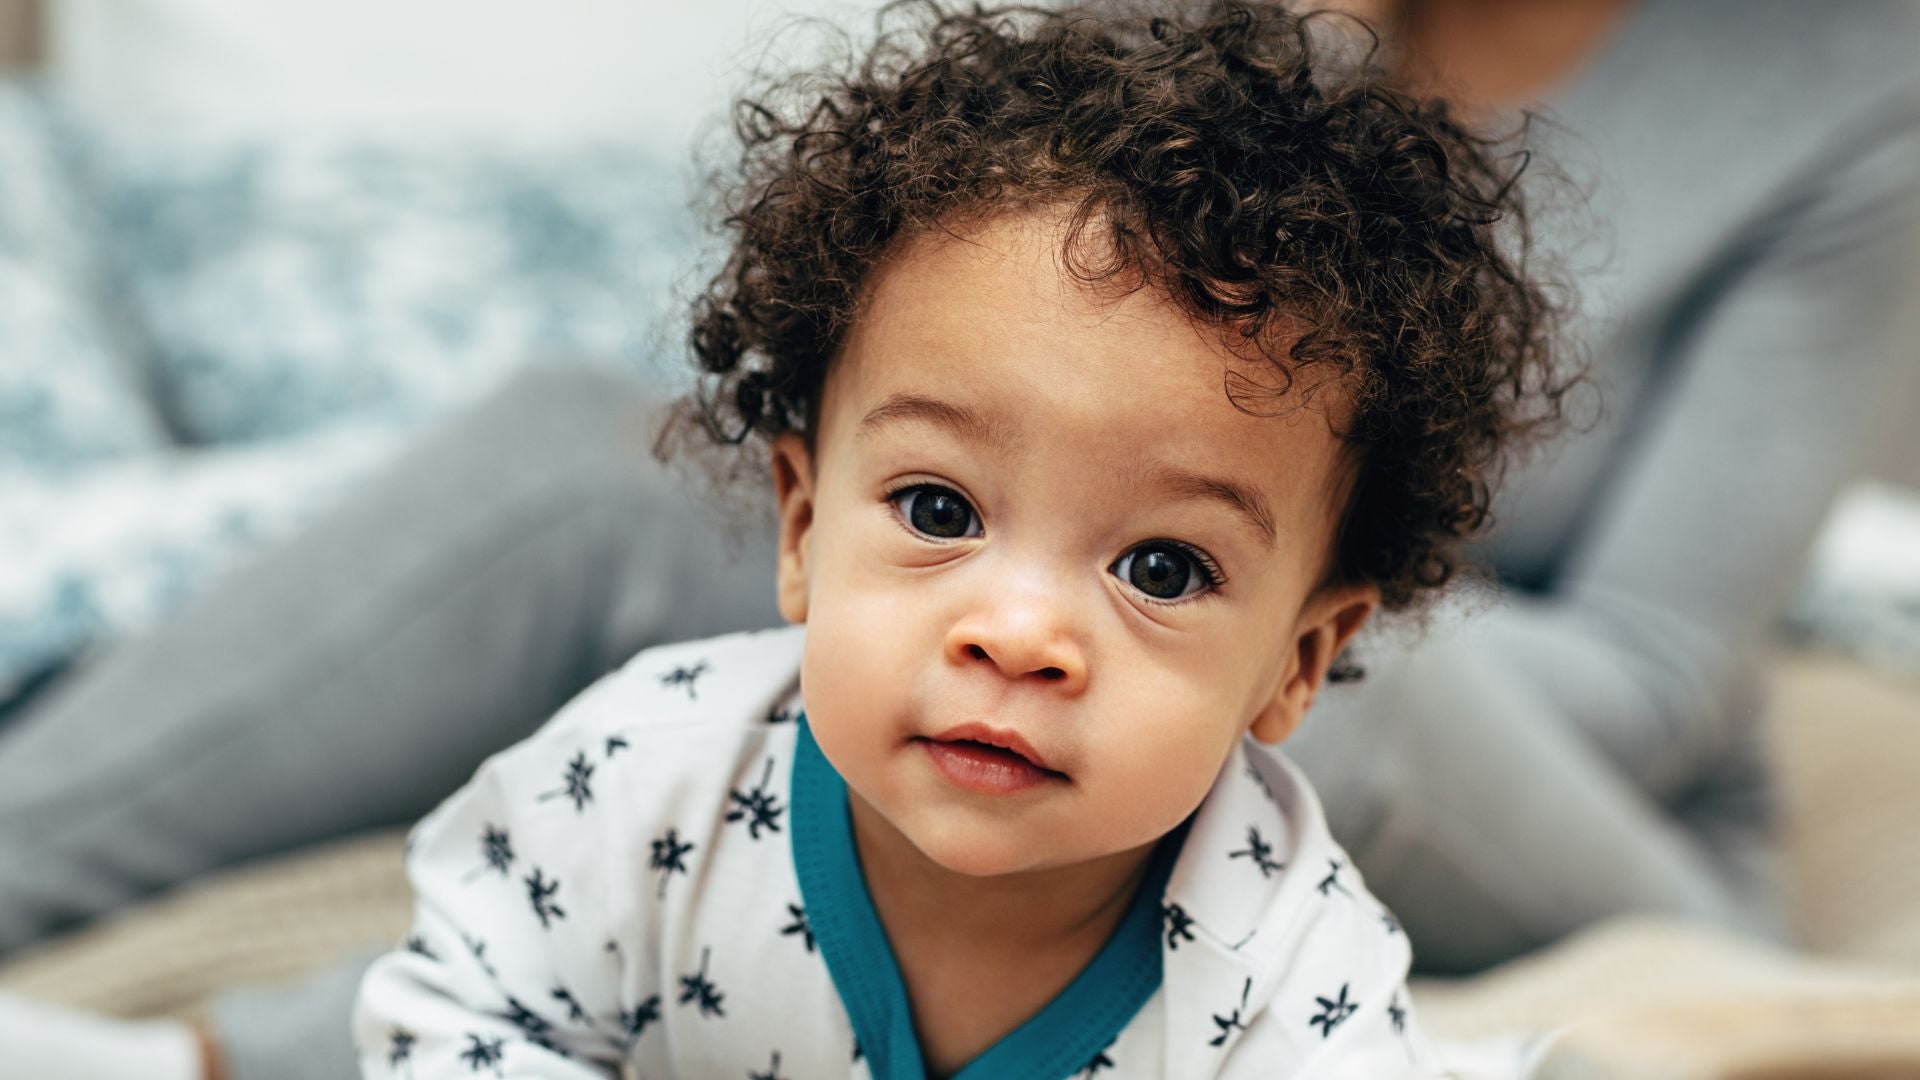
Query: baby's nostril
967 644 989 660
1039 667 1066 681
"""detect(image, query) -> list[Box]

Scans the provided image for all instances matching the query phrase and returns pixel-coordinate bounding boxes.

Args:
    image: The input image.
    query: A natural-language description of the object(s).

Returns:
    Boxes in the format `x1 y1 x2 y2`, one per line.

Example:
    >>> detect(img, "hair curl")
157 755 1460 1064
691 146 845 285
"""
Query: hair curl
668 0 1574 612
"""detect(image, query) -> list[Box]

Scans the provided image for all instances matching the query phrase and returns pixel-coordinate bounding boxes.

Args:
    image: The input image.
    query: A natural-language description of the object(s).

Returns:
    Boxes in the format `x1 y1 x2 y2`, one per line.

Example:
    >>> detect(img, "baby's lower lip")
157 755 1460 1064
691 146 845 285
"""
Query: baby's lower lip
917 737 1066 795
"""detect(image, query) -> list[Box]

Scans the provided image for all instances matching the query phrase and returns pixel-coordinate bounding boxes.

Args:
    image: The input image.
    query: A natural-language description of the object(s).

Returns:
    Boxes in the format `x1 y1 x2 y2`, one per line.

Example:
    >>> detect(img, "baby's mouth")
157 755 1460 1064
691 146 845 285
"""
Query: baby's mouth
920 722 1061 772
933 738 1047 770
910 722 1067 791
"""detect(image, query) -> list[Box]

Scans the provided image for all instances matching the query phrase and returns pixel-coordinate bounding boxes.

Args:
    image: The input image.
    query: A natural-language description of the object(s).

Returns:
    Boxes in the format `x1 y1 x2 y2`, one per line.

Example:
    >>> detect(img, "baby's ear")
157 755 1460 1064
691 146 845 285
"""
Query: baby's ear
1249 582 1377 745
771 433 817 624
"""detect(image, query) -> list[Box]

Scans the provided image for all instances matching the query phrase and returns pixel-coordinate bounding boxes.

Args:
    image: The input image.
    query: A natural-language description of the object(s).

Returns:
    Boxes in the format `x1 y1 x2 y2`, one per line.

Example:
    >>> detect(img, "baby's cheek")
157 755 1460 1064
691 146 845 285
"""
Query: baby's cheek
1091 715 1236 844
797 592 923 762
807 579 916 677
1136 758 1218 828
798 616 878 730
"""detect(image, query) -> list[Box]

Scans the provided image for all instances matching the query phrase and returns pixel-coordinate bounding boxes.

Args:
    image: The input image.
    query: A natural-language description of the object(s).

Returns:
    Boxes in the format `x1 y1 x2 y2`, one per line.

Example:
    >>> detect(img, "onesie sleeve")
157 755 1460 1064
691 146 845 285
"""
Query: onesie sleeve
353 715 632 1078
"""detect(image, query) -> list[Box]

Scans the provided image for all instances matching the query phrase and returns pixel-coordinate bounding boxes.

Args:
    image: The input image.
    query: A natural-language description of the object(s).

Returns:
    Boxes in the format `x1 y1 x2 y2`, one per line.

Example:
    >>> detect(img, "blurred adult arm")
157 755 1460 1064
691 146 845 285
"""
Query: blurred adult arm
1475 104 1920 799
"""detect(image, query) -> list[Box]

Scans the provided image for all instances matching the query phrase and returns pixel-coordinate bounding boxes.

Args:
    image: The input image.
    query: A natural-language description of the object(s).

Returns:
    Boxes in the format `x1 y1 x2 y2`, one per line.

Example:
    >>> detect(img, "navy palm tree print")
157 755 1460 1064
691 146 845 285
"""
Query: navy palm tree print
458 1033 505 1076
387 1028 415 1075
525 867 566 928
1227 825 1284 877
463 825 515 883
1309 983 1358 1038
660 661 710 699
1242 757 1279 803
1316 858 1354 900
550 985 591 1026
461 932 497 978
725 757 785 839
1162 902 1198 950
538 752 595 812
504 996 561 1053
678 947 727 1017
780 902 814 952
650 829 695 897
616 995 663 1044
1209 978 1253 1047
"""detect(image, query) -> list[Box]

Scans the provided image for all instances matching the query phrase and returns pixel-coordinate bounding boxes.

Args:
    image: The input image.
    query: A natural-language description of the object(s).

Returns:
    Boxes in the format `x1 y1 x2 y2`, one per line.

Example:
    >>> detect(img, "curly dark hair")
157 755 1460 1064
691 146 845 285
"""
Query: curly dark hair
667 0 1574 612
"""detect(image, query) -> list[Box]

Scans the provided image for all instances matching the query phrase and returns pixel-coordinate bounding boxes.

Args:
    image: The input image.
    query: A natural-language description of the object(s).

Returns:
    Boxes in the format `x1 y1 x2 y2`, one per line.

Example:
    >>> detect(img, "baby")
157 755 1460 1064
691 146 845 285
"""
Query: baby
352 2 1563 1077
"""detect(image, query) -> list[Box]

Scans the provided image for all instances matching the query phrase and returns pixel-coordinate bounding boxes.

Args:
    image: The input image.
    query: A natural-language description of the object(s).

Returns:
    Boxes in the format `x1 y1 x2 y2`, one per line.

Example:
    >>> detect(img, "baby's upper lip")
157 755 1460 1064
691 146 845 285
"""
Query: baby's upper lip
925 722 1063 774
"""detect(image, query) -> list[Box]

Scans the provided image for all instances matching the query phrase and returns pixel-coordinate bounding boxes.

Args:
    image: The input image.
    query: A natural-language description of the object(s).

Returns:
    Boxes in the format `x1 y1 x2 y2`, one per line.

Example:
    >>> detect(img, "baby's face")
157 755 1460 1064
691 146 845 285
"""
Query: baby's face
772 209 1375 878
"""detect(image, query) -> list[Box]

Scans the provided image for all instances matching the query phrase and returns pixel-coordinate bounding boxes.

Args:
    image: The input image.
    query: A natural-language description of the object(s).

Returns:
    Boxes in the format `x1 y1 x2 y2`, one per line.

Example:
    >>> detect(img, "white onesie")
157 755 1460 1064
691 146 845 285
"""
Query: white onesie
352 626 1442 1078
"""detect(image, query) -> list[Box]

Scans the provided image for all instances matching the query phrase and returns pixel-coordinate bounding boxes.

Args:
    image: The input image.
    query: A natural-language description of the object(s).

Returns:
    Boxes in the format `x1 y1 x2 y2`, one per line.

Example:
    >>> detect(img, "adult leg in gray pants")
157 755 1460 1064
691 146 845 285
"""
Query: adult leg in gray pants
0 366 782 1080
0 364 1778 1079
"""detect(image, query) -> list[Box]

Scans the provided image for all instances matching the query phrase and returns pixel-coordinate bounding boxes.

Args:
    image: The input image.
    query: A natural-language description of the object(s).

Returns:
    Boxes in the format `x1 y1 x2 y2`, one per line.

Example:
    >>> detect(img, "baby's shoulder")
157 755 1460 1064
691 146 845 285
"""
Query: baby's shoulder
1156 744 1426 1074
540 624 807 744
386 627 811 1054
405 625 806 857
1174 741 1411 971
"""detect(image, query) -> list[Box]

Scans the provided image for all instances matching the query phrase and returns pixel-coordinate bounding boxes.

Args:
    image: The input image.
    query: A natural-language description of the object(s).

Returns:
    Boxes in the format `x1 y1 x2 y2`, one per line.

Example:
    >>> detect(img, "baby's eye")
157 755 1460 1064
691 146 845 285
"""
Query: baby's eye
1110 541 1220 601
890 484 982 540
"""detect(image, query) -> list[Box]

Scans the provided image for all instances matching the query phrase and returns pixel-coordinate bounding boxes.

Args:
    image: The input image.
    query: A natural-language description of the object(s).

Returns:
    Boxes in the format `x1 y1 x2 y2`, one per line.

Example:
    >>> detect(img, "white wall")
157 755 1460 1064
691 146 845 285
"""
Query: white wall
49 0 877 153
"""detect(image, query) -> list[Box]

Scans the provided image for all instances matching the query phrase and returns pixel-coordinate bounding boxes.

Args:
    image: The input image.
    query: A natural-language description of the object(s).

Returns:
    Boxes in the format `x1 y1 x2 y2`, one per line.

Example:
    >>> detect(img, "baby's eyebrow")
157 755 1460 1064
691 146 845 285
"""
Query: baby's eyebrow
857 392 1016 452
1146 464 1278 549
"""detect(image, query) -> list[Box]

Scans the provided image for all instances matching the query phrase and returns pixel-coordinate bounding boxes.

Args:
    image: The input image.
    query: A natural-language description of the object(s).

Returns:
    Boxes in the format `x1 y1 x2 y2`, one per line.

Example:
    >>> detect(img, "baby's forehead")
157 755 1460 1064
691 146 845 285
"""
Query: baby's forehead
859 210 1342 393
836 211 1348 458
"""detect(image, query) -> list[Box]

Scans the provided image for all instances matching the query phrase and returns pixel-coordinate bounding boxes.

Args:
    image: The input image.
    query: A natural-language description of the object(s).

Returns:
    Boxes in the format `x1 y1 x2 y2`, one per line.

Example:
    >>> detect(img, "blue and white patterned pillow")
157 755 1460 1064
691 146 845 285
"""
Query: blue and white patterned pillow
78 128 704 443
0 81 167 471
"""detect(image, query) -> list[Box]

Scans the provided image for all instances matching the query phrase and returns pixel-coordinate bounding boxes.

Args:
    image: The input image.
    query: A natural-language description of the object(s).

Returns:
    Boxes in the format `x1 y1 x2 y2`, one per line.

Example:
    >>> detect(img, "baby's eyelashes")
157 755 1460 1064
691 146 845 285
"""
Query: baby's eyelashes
1110 541 1224 603
885 482 1226 604
889 483 982 540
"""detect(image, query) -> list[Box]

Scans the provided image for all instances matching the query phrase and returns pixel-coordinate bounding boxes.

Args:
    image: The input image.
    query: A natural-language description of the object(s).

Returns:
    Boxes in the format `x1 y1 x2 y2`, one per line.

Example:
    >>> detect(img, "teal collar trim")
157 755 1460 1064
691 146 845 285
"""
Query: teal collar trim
791 714 1188 1079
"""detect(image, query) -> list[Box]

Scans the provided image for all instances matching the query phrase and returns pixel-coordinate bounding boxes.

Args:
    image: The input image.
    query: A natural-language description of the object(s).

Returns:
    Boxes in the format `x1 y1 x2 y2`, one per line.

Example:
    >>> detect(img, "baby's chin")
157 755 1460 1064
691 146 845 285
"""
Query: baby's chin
900 810 1188 892
893 807 1078 879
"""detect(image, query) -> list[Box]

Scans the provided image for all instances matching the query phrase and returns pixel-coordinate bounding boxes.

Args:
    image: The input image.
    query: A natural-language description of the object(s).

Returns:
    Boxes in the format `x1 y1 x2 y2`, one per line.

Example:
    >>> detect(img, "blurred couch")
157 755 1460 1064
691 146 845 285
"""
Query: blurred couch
0 0 764 710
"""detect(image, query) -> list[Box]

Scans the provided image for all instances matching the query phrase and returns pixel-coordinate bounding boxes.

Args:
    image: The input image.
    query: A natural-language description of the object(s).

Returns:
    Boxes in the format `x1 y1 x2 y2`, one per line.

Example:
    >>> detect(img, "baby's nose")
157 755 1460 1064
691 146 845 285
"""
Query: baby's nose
944 590 1089 691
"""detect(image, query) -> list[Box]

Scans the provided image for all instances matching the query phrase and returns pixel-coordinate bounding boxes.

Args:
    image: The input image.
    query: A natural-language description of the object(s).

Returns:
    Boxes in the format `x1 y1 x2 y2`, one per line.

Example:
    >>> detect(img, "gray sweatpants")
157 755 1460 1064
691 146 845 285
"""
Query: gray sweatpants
0 366 1779 1080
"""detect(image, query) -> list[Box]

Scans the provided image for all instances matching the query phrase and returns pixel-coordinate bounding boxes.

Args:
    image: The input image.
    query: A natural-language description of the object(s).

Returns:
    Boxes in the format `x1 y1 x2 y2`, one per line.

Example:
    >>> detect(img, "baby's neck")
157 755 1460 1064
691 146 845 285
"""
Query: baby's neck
846 791 1159 1076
